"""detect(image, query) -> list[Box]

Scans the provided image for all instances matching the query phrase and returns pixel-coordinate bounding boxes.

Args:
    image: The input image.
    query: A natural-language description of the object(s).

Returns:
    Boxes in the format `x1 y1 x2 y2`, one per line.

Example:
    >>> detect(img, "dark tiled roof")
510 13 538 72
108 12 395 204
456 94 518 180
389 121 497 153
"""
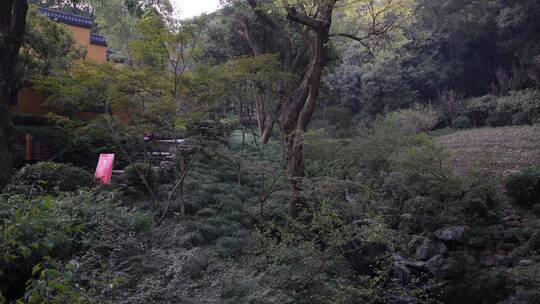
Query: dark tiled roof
90 33 107 46
38 7 92 29
38 7 108 47
107 49 126 63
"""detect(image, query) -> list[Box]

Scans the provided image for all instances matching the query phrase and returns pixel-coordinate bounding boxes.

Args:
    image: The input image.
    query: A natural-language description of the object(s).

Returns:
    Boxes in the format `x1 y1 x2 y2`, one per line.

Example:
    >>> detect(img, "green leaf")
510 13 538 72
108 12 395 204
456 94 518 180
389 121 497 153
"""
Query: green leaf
32 263 42 276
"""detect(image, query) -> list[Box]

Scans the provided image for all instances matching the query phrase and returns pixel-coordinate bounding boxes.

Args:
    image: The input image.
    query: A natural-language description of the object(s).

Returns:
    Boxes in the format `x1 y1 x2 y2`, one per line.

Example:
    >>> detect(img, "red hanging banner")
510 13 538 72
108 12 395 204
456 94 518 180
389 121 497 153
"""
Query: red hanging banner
95 153 115 184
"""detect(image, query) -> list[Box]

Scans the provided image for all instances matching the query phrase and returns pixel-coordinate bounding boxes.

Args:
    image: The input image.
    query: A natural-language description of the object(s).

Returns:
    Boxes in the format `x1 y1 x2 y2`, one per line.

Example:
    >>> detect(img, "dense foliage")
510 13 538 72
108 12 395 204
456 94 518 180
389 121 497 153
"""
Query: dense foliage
4 163 92 198
2 0 540 303
505 166 540 206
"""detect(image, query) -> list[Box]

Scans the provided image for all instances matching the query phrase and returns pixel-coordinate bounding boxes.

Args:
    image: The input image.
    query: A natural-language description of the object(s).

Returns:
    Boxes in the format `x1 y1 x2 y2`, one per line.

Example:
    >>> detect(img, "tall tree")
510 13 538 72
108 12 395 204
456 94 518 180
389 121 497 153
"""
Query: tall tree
19 6 84 96
236 0 407 220
0 0 28 189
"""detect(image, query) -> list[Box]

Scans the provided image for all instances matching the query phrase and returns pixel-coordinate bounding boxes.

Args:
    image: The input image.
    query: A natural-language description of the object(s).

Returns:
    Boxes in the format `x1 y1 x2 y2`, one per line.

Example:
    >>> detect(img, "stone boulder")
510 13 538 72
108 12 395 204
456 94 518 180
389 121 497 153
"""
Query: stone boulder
416 238 448 260
435 226 469 244
425 254 460 279
389 253 410 286
405 260 426 270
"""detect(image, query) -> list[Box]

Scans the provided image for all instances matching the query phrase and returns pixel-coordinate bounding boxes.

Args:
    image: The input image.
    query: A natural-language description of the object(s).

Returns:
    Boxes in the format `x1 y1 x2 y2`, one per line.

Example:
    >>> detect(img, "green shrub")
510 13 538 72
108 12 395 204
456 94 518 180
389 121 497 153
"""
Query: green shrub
496 89 540 120
391 134 461 200
325 105 354 129
132 214 153 233
14 117 130 170
9 162 94 195
451 115 472 129
505 166 540 206
0 189 119 301
197 207 218 217
216 236 247 257
486 112 511 127
464 89 540 127
123 162 156 193
353 117 415 175
197 223 223 243
385 104 440 134
464 95 493 126
0 195 72 300
21 260 90 304
305 138 362 179
220 276 251 302
512 111 531 125
185 200 203 214
184 111 227 140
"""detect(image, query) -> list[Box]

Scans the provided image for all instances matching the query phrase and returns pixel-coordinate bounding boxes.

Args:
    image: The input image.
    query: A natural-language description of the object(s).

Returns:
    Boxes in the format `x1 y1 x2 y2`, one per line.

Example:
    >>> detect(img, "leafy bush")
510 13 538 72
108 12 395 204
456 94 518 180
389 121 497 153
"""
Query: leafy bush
256 203 428 304
132 214 153 233
0 189 119 302
505 166 540 206
325 105 354 129
352 117 416 176
505 264 540 304
304 138 361 179
452 115 472 129
184 111 228 140
391 134 460 200
123 162 156 193
216 236 247 257
52 118 123 168
8 162 94 195
486 112 511 127
464 95 493 126
386 104 440 134
496 89 540 121
258 204 361 303
196 223 223 244
14 116 129 170
512 111 531 126
0 195 73 300
21 260 90 304
464 89 540 127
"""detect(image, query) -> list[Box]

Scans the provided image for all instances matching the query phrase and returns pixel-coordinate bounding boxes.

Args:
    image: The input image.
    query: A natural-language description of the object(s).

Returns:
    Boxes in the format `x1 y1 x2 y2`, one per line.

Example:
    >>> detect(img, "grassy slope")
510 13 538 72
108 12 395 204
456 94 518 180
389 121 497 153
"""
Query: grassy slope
437 125 540 176
75 131 285 304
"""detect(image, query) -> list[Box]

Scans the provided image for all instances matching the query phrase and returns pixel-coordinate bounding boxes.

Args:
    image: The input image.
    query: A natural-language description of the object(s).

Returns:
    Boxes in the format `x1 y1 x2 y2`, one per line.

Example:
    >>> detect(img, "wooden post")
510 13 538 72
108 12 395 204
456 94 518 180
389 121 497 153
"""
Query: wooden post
24 133 33 161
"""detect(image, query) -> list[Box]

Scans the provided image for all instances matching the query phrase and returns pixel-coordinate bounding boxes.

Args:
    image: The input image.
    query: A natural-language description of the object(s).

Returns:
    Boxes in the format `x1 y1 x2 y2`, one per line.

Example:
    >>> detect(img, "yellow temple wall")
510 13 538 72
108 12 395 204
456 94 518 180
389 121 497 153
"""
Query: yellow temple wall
11 22 108 117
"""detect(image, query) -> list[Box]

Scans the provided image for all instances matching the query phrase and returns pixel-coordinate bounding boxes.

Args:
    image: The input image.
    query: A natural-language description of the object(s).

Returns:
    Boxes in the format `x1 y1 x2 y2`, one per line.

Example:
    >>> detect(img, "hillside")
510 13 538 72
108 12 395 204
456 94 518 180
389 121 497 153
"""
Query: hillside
438 125 540 176
2 0 540 303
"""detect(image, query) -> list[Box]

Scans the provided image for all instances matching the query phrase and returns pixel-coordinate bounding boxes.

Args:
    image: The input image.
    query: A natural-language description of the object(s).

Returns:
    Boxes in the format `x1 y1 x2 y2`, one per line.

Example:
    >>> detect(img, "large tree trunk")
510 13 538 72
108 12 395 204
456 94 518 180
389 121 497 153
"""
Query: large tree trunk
243 0 401 220
281 13 330 219
0 0 28 189
244 0 335 220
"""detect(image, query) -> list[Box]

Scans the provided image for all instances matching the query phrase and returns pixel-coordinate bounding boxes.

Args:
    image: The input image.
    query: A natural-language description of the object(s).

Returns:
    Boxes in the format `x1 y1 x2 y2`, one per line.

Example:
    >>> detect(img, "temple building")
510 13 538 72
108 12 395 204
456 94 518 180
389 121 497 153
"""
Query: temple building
10 7 109 117
12 8 110 162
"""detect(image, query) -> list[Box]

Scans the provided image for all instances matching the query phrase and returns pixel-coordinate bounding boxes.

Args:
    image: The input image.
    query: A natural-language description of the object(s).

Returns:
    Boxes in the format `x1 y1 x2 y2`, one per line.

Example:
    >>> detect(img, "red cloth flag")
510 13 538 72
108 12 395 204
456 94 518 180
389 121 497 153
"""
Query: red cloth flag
95 154 115 184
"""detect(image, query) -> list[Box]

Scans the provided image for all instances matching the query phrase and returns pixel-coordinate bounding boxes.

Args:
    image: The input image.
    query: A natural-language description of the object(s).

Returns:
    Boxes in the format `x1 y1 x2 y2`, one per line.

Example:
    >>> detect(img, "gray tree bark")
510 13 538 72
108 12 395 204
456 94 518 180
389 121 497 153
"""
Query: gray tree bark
0 0 28 189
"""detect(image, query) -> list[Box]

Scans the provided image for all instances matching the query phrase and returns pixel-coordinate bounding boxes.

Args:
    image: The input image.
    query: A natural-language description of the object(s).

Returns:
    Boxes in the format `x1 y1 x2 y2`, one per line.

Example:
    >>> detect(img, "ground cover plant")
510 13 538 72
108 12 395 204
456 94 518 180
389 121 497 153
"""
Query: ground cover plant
2 0 540 303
